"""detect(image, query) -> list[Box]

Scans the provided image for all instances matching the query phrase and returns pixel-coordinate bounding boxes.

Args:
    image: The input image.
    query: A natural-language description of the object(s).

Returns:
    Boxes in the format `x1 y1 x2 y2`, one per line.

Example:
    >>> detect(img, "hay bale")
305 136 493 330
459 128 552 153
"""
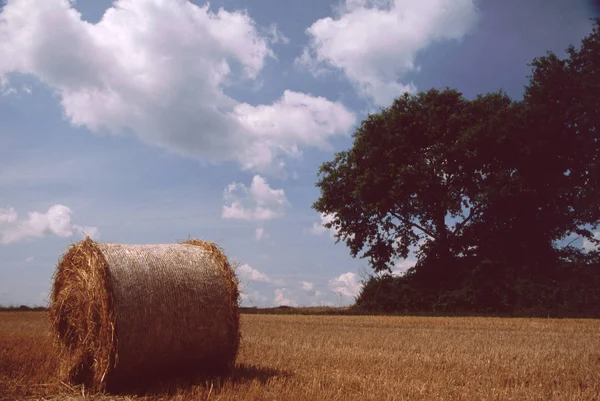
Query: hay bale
49 237 240 391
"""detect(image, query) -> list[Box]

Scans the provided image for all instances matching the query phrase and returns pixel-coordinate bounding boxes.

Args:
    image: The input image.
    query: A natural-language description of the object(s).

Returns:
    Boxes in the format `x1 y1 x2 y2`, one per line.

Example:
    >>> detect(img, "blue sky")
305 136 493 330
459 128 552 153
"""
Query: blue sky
0 0 597 307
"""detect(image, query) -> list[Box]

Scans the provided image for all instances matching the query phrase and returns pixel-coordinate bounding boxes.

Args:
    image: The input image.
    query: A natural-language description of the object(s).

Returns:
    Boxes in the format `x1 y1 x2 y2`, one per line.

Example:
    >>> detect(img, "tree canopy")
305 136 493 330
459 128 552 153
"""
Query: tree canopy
313 88 520 272
313 19 600 315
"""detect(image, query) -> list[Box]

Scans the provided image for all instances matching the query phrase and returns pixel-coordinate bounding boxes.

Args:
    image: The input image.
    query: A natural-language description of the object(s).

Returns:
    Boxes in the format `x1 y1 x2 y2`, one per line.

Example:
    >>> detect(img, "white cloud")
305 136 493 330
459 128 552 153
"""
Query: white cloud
0 77 32 95
329 272 363 298
0 204 98 244
310 290 335 306
263 23 290 45
309 212 340 238
222 175 289 221
274 288 298 306
237 263 272 283
298 0 479 105
0 75 15 95
24 256 34 263
300 281 314 291
0 0 355 173
0 207 18 224
239 289 269 306
233 91 356 172
254 227 268 241
583 232 600 252
1 86 16 96
392 259 416 276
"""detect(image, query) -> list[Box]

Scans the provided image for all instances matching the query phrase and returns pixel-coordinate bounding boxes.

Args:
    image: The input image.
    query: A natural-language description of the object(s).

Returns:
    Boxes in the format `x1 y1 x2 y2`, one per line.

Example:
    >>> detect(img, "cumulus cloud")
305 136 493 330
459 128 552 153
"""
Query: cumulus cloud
300 281 314 291
1 86 16 96
329 272 363 298
308 213 338 237
0 78 31 96
0 205 98 244
0 75 15 95
297 0 479 105
222 175 289 221
233 91 356 172
237 263 272 283
0 0 355 173
239 289 269 306
274 288 298 306
310 290 335 306
263 23 290 45
0 207 17 224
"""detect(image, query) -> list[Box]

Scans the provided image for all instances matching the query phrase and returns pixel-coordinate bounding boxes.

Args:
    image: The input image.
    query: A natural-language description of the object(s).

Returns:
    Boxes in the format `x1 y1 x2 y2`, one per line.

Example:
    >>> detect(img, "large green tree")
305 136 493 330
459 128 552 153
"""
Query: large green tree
313 88 519 275
470 18 600 275
313 19 600 280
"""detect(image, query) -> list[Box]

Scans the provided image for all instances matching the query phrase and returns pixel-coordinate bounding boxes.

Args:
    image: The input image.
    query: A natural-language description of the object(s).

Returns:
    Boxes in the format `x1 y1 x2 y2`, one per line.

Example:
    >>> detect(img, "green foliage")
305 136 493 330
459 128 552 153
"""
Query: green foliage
315 19 600 315
314 87 519 273
356 255 600 317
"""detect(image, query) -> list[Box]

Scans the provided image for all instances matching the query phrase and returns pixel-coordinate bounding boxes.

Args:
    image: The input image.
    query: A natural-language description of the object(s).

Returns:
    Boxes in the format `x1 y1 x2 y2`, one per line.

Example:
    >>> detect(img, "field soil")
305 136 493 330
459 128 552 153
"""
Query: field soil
1 312 600 400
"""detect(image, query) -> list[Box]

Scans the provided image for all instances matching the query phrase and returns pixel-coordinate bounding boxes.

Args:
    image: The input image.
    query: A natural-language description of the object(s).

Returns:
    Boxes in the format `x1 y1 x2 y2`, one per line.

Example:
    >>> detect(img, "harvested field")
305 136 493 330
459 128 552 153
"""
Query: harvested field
1 312 600 400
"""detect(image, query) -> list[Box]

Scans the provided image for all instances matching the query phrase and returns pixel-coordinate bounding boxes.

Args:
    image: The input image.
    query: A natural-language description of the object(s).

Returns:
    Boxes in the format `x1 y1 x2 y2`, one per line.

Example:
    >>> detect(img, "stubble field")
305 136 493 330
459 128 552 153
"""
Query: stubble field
1 312 600 400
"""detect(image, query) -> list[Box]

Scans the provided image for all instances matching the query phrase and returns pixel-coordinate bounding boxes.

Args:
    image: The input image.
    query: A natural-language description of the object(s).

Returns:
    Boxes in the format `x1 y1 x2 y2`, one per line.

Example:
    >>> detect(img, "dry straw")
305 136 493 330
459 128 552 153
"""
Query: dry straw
49 237 240 392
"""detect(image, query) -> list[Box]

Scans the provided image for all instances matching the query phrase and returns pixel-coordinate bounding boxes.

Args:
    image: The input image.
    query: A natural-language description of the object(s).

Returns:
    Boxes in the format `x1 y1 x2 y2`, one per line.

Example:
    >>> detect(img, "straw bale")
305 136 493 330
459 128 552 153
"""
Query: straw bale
49 237 240 392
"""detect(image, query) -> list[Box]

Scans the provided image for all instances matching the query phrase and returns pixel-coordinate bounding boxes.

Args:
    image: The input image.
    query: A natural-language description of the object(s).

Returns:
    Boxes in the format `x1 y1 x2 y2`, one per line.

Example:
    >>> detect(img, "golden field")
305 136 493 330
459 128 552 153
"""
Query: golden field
1 312 600 400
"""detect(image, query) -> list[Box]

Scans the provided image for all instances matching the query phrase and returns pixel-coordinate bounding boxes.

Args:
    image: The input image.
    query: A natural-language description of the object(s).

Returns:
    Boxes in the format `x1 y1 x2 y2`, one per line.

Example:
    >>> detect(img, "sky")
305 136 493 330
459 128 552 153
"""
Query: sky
0 0 597 308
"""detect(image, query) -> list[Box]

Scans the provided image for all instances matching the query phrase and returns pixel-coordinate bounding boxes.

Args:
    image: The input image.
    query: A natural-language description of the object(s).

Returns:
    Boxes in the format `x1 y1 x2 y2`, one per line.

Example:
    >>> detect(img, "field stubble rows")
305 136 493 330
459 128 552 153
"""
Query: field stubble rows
1 312 599 400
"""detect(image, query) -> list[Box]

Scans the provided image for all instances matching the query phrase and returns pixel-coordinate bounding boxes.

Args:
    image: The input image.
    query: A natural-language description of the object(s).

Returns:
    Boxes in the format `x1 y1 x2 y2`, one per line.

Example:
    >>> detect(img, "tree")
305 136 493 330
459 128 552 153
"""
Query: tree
518 18 600 254
312 88 520 276
468 18 600 277
313 18 600 285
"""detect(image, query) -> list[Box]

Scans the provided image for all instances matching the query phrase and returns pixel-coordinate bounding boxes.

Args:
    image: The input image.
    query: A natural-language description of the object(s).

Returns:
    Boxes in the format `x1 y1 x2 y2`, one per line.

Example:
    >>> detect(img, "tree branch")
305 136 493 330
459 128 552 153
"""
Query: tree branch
566 236 582 247
391 212 437 239
452 204 482 235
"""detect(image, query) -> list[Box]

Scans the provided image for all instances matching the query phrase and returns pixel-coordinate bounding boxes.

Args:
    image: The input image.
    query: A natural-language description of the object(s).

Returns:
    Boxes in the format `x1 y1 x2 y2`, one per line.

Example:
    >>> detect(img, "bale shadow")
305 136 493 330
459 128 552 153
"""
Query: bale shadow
108 362 289 396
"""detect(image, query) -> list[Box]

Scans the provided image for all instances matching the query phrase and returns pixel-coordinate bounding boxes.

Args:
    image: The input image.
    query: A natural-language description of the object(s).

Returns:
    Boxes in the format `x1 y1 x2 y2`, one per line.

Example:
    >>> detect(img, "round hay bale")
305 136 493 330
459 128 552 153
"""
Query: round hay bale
49 237 240 391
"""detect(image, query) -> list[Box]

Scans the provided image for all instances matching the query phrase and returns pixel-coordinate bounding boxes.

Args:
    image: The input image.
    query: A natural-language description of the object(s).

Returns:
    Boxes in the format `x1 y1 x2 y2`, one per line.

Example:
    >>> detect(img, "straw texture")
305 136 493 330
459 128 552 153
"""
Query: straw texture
49 238 240 392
